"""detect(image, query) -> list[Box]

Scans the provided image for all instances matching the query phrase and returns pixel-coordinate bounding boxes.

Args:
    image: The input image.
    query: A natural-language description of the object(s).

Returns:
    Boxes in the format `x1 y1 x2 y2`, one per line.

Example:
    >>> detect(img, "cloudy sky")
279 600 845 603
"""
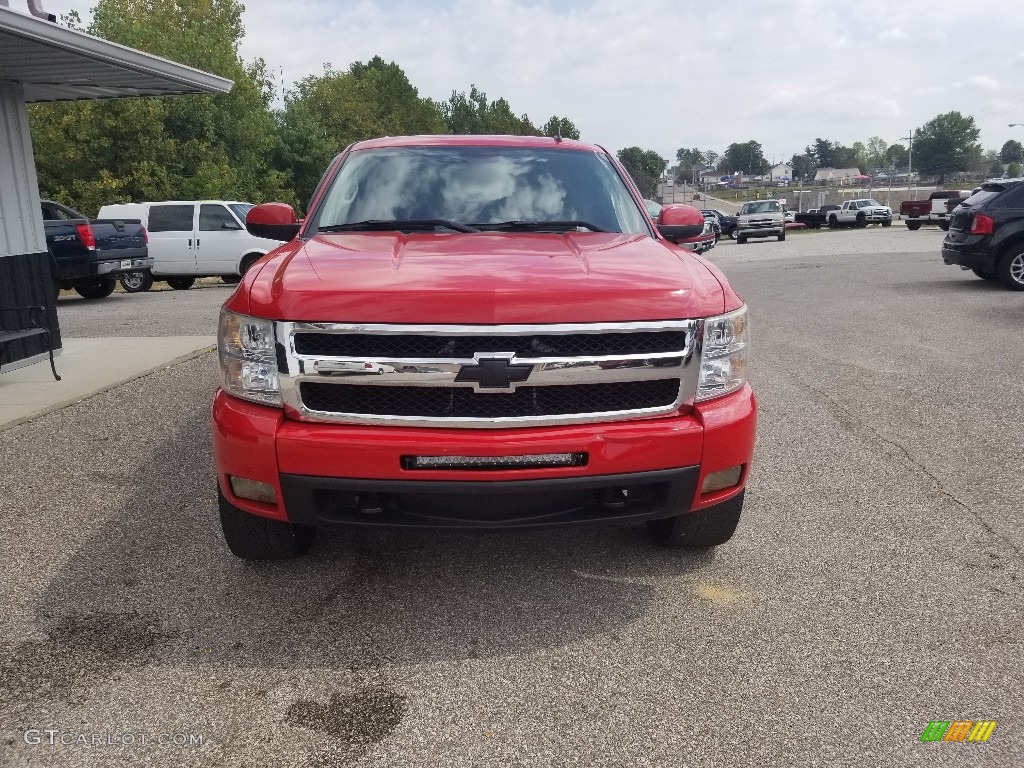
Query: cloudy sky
45 0 1024 163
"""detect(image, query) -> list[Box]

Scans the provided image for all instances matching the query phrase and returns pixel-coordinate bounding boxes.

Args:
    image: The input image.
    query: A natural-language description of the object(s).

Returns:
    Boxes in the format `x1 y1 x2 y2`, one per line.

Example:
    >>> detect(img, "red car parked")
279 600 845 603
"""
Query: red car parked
212 135 756 559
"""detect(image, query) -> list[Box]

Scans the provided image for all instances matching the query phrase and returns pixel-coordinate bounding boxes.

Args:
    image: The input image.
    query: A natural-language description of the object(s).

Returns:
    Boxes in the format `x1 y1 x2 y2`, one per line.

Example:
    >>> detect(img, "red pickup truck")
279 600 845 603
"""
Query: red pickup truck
212 135 757 559
900 190 971 230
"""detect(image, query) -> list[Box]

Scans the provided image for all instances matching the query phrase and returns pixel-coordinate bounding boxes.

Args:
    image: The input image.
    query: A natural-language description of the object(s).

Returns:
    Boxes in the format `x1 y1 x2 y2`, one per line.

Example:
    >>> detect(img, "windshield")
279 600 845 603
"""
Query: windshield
312 146 649 234
229 203 254 221
858 199 882 207
741 201 780 214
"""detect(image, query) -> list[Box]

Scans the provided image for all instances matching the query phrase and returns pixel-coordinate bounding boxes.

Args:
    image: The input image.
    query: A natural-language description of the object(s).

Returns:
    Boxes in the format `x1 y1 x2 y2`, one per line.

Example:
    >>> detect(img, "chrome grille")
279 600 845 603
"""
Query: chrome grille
300 379 681 418
277 320 701 428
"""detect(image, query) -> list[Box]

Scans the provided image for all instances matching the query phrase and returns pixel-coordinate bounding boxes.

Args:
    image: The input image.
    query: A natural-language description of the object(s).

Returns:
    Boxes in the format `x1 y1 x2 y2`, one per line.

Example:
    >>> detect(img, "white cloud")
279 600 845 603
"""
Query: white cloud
38 0 1024 159
966 75 999 91
878 28 910 41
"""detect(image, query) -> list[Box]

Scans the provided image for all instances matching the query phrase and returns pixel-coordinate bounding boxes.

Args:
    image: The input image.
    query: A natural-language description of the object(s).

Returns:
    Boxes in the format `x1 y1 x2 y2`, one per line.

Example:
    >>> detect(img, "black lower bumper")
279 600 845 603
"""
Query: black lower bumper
941 242 995 271
279 466 700 529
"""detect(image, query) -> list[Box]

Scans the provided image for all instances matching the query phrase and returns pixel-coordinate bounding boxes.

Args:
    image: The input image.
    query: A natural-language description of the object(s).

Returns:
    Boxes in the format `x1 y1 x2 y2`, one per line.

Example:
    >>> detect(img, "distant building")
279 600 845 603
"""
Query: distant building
814 167 862 184
770 163 793 182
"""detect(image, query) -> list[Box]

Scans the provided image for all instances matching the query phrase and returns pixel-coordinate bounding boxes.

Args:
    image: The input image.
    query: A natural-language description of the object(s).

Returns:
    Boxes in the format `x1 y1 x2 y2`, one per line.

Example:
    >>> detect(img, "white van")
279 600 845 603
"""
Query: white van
96 201 284 290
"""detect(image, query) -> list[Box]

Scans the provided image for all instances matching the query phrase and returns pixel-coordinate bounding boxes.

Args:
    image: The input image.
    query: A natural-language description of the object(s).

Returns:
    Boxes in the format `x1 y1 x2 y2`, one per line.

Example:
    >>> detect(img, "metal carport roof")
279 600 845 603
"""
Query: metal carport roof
0 5 232 101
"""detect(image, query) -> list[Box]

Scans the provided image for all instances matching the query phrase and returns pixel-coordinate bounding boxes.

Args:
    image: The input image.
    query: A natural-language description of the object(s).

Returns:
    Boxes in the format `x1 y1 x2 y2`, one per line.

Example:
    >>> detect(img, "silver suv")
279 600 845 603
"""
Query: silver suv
736 199 785 244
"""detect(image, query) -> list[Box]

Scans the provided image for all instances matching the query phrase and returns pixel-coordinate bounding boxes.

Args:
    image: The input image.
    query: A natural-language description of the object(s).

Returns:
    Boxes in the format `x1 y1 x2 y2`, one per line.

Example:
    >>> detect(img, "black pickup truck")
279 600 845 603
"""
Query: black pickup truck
43 200 152 299
793 205 840 229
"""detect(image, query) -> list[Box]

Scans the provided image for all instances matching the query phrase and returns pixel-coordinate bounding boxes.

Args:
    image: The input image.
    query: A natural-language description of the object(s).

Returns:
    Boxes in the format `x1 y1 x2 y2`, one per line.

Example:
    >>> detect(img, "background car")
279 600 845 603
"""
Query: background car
702 210 722 241
701 209 738 240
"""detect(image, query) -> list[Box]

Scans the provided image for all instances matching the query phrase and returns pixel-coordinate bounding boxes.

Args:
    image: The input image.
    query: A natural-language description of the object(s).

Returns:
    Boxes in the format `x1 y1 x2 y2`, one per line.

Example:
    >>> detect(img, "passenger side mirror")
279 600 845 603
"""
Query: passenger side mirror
656 204 706 242
246 203 300 241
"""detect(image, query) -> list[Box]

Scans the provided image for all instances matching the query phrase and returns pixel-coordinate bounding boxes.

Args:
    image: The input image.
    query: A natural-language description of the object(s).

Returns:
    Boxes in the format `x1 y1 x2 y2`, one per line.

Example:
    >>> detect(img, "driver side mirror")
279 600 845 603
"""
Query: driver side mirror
246 203 300 241
657 204 706 242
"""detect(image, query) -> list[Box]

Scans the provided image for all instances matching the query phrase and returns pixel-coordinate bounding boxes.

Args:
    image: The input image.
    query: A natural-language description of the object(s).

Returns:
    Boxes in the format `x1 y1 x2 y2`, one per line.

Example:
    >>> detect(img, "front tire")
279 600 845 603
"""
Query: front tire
74 278 116 299
729 229 739 241
119 271 153 293
906 221 921 231
856 214 867 228
166 277 196 290
882 220 892 227
737 236 747 244
646 490 744 549
218 487 316 560
777 229 786 242
997 247 1024 291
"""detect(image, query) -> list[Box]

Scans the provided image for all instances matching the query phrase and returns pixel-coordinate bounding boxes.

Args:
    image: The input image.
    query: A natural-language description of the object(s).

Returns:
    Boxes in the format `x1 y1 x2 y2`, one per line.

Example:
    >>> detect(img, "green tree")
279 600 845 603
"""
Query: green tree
616 147 667 198
1000 139 1024 163
849 141 867 169
29 0 293 212
912 111 982 182
270 98 336 210
790 152 815 181
810 138 837 168
718 141 768 175
886 143 908 169
439 85 539 135
291 58 444 152
541 116 579 140
865 136 889 169
1008 161 1022 178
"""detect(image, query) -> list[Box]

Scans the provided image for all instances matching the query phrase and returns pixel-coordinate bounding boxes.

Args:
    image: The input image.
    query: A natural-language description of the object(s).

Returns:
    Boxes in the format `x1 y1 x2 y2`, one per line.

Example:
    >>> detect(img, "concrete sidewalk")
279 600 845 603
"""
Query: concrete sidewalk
0 336 215 430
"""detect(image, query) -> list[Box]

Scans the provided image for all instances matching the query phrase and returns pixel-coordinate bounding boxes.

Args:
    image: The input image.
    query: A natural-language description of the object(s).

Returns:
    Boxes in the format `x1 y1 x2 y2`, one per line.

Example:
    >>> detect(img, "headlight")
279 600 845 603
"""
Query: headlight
696 305 749 401
218 308 281 406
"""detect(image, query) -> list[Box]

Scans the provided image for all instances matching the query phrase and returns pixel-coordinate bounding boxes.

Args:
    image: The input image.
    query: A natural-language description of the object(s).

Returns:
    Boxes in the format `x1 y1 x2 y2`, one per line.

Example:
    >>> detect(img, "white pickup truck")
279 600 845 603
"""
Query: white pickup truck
825 199 893 229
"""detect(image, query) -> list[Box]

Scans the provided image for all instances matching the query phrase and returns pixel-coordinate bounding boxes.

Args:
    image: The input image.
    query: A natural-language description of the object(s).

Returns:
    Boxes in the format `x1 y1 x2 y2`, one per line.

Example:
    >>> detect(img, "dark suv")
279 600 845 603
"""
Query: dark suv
942 179 1024 290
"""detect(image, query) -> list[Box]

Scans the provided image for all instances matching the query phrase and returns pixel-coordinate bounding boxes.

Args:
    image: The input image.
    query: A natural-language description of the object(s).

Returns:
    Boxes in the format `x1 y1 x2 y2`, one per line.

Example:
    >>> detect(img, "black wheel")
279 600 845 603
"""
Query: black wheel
828 216 839 229
971 267 997 281
856 214 867 228
166 277 196 290
737 236 747 244
119 271 153 293
218 487 315 560
239 252 263 277
906 221 921 231
938 221 950 232
997 247 1024 291
777 229 786 242
646 490 744 549
728 229 739 240
74 278 116 299
882 220 892 227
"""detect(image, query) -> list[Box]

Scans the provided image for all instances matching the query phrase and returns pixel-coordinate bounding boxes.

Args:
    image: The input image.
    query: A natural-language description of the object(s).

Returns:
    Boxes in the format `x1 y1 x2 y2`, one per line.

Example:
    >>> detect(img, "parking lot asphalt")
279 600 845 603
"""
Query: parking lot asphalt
1 227 1021 767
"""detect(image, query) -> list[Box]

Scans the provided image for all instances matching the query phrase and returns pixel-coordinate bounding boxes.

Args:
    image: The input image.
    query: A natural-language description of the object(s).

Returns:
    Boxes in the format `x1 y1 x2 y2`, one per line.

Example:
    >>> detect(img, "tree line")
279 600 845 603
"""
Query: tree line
28 0 581 216
617 113 1024 199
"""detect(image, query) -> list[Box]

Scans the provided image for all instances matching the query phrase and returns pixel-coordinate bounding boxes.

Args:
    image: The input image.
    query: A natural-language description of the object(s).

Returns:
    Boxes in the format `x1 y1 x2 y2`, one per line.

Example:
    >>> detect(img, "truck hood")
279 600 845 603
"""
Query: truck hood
240 232 728 324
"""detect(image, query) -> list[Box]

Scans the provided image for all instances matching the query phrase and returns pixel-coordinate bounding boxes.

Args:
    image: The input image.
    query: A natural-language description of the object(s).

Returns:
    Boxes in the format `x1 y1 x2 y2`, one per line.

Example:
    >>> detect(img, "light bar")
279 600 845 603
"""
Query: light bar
402 453 587 470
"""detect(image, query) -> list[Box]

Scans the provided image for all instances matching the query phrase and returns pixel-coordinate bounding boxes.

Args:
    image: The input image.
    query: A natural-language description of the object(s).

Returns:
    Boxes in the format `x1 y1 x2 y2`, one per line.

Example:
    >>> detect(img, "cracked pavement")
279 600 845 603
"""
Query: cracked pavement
1 226 1021 766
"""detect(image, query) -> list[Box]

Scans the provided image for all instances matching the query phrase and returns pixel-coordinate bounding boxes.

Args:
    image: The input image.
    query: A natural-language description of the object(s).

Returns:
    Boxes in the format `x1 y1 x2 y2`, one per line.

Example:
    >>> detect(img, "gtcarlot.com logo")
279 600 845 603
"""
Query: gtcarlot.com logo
24 729 204 747
920 720 996 743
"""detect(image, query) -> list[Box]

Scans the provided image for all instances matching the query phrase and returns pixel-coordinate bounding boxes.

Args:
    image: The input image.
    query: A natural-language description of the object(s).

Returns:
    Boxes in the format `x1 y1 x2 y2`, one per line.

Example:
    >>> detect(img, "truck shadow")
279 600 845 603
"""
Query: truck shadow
4 396 717 721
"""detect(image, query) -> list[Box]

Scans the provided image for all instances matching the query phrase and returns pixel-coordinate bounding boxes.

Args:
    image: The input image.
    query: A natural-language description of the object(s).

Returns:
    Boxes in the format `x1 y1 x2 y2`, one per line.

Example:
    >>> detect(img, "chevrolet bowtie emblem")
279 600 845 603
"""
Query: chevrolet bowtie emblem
455 357 533 389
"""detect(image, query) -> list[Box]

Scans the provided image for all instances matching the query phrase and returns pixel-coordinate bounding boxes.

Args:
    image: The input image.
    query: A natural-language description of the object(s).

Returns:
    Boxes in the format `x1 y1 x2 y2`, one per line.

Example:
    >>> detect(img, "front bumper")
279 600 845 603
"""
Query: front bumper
212 384 757 529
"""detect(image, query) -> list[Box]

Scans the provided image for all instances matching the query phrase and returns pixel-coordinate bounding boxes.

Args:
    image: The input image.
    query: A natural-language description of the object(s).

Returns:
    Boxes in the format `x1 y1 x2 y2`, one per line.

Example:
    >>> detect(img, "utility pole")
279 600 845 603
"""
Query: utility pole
902 131 914 200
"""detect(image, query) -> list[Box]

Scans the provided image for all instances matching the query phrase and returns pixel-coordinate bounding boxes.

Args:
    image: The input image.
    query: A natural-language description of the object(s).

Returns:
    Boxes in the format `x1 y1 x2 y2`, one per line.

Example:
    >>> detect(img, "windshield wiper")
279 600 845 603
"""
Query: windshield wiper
318 219 479 234
469 220 610 233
